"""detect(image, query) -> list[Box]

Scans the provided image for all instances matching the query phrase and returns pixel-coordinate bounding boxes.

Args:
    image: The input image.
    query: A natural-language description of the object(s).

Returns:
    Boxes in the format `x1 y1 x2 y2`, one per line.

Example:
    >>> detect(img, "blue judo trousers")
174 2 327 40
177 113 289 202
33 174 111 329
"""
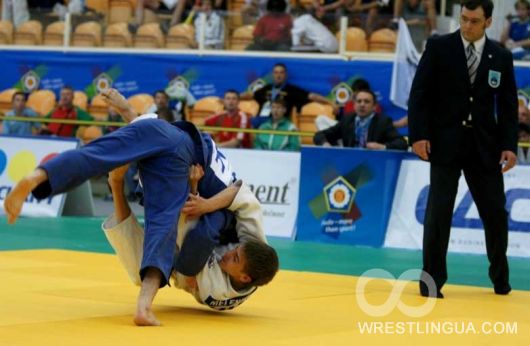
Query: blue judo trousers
32 118 236 286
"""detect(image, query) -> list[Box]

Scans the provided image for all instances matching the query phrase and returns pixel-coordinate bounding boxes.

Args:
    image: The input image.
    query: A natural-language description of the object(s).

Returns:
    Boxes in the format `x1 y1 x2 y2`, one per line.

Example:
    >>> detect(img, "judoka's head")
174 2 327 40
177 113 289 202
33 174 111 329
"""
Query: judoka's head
219 240 279 287
460 0 493 42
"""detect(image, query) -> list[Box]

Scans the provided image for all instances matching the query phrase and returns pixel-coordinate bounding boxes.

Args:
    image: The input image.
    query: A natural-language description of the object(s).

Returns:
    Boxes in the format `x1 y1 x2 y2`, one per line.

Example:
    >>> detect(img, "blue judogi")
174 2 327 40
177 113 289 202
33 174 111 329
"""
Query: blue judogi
32 118 236 286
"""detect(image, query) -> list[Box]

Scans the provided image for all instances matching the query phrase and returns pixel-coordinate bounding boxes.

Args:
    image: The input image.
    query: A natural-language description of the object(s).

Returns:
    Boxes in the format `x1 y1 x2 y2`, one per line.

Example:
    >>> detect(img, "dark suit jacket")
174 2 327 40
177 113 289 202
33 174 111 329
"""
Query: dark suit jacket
408 30 518 167
313 113 408 150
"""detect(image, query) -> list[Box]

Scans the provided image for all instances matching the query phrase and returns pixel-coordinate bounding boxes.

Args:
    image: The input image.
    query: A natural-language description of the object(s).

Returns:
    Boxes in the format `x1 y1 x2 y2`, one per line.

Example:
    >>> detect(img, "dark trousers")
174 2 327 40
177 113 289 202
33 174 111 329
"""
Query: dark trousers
420 129 510 293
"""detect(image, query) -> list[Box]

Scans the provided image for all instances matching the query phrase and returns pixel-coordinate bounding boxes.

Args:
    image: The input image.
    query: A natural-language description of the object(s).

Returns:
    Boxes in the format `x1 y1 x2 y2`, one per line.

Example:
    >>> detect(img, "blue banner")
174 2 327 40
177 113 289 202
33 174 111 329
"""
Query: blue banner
0 49 406 119
296 147 404 247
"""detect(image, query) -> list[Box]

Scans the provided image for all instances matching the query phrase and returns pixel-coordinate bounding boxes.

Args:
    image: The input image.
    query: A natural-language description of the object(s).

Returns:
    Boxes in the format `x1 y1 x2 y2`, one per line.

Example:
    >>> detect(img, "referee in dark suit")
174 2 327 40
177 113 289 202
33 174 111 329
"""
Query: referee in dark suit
408 0 518 298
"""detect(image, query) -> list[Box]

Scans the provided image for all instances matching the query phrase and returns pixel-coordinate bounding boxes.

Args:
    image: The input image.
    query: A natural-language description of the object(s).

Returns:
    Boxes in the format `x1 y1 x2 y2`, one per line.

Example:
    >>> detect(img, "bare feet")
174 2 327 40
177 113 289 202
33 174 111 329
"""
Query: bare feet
133 305 161 326
4 169 48 224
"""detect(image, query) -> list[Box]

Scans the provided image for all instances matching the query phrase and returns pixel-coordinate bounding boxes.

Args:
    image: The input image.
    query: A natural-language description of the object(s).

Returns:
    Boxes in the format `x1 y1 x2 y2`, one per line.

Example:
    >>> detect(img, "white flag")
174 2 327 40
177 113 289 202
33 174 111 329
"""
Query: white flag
390 18 420 110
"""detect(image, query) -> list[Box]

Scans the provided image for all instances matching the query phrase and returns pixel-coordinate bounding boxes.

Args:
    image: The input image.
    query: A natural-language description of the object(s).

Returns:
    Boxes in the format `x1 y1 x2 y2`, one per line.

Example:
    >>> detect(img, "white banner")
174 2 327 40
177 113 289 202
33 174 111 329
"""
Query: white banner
222 148 300 238
384 160 530 257
0 135 79 217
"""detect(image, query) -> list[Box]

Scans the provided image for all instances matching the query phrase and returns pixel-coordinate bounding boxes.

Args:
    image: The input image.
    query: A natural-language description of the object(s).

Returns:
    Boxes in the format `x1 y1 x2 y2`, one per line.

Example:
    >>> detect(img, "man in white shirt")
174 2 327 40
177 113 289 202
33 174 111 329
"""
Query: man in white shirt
291 11 339 53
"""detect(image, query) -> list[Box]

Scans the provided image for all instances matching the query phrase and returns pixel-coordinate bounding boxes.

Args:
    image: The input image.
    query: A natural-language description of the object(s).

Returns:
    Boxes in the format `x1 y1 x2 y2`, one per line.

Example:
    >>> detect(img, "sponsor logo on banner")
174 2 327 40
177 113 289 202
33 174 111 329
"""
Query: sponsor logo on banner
384 160 530 257
308 165 373 238
220 149 300 238
0 137 78 217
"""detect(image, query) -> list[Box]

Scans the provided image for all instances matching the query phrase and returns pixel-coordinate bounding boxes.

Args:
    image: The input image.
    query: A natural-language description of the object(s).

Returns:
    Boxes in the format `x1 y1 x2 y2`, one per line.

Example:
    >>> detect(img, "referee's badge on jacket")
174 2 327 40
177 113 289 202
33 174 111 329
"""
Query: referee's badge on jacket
488 70 501 88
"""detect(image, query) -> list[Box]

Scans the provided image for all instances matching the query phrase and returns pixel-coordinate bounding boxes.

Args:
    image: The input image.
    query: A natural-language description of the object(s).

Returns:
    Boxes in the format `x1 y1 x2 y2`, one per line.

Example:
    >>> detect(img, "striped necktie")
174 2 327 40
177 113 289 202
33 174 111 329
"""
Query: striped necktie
467 43 479 85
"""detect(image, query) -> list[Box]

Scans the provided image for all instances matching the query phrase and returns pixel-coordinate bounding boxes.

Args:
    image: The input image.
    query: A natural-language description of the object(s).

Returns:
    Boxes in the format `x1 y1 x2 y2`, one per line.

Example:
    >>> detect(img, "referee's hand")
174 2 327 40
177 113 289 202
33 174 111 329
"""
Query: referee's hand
412 140 431 161
500 151 517 173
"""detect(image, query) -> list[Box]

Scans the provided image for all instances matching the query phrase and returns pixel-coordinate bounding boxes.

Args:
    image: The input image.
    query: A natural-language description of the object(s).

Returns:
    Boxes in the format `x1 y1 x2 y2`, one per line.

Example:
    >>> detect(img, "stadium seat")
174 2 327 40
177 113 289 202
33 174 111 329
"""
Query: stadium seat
229 25 254 51
88 94 110 121
73 21 102 47
74 91 88 111
227 0 245 30
134 23 165 49
44 21 65 46
27 90 57 116
368 28 397 53
297 121 317 145
78 125 103 145
14 20 43 45
0 20 14 44
0 89 18 115
166 24 195 49
104 22 133 47
190 96 224 126
297 102 334 145
86 0 110 14
336 27 368 52
127 93 154 114
109 0 134 24
238 100 259 117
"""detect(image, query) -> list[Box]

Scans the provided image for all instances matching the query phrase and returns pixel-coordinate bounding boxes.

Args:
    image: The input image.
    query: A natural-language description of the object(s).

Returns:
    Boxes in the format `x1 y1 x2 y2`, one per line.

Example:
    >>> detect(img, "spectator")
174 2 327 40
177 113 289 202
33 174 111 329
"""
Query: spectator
193 0 224 49
2 91 41 136
254 98 300 151
501 0 530 60
393 0 437 36
518 123 530 164
1 0 30 28
346 0 383 35
247 0 293 52
315 78 382 131
313 0 345 31
204 89 252 148
134 0 181 26
52 0 85 19
243 62 332 128
518 103 530 126
242 0 269 23
313 89 407 150
41 86 93 137
291 8 339 53
164 84 196 121
147 90 176 121
102 108 125 135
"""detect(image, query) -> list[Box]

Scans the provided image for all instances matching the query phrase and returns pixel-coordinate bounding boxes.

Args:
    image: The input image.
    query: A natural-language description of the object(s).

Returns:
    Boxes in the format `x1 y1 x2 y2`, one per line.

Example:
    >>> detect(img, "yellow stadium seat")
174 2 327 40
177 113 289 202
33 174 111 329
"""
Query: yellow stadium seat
0 20 14 44
166 24 195 49
86 0 109 14
73 21 102 47
336 27 368 52
127 93 154 114
297 102 334 145
134 23 165 48
190 96 224 126
298 121 317 145
0 89 19 115
368 28 397 53
78 125 104 145
44 21 65 46
14 20 43 45
88 94 110 121
74 91 88 111
104 22 133 47
27 90 57 116
109 0 134 24
229 25 254 51
238 100 259 117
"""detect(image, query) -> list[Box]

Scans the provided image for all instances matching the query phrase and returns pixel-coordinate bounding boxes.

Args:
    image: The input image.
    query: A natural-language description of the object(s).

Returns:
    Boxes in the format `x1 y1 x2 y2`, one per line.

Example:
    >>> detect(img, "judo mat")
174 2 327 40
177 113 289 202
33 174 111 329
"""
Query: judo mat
1 217 529 345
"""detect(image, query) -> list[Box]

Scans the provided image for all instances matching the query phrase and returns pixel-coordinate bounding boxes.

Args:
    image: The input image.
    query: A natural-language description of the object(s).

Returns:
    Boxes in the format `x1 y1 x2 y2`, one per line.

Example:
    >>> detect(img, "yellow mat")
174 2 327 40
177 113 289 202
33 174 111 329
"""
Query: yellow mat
0 250 528 346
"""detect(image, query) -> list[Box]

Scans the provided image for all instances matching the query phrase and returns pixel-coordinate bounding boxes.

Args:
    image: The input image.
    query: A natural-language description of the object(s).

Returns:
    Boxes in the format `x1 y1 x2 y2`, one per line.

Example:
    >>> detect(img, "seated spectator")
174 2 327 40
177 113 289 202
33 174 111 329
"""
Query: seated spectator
501 0 530 60
135 0 180 25
313 89 407 150
242 0 269 23
313 0 345 31
316 78 382 131
346 0 383 35
2 0 30 27
2 91 41 136
147 90 176 121
41 86 94 137
243 62 333 128
519 103 530 126
204 90 252 148
193 0 224 49
291 8 338 53
518 123 530 164
393 0 437 36
254 98 300 151
247 0 293 52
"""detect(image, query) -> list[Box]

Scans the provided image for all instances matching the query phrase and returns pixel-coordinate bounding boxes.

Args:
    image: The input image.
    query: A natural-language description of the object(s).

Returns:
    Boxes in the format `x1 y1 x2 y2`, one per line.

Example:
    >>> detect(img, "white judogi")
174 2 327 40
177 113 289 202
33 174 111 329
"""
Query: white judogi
102 182 266 311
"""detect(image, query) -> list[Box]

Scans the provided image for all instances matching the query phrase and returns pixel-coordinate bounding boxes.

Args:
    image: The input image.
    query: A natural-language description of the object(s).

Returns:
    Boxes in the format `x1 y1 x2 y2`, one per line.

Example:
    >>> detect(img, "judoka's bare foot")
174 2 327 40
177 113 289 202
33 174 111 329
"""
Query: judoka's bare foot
134 305 161 326
4 169 48 224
